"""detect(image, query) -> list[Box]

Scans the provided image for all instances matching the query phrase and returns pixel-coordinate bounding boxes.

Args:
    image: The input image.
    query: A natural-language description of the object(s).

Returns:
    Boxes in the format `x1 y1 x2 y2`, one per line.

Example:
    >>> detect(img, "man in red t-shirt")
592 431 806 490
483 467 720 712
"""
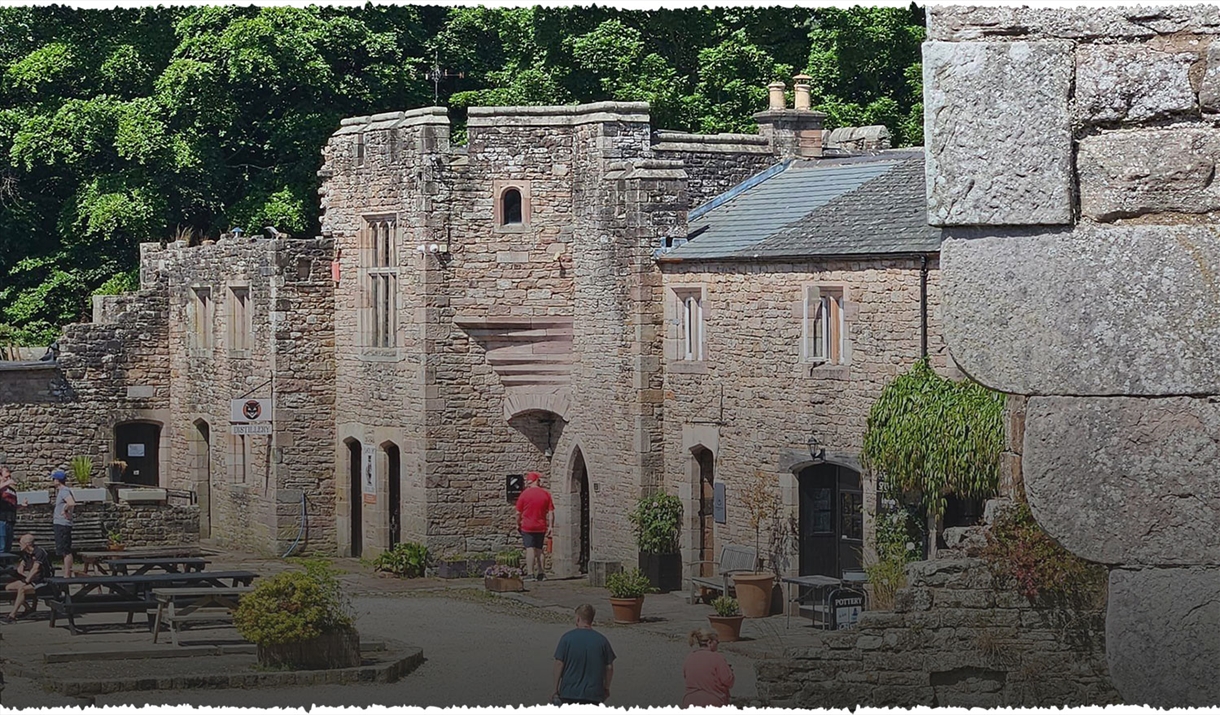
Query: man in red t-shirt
515 471 555 581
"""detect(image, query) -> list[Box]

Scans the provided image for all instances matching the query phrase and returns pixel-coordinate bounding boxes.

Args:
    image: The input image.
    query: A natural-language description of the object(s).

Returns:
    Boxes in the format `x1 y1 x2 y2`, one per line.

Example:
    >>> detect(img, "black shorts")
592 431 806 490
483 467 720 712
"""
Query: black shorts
53 524 74 556
521 531 545 550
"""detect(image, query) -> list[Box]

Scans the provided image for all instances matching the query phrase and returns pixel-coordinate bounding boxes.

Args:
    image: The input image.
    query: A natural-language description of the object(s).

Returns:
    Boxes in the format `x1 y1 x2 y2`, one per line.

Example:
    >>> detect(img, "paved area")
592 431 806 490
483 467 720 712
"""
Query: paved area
0 551 829 708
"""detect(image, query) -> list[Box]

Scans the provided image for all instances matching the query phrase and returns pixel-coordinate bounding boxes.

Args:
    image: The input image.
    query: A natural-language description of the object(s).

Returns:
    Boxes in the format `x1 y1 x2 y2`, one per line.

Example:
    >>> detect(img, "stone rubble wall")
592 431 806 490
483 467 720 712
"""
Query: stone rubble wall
925 6 1220 705
13 501 199 550
755 556 1119 708
650 131 776 209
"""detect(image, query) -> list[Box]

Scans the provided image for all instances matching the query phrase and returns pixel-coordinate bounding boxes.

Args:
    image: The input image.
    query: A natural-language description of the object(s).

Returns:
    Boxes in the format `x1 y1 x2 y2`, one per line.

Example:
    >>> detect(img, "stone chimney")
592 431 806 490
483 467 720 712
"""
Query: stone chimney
754 75 824 160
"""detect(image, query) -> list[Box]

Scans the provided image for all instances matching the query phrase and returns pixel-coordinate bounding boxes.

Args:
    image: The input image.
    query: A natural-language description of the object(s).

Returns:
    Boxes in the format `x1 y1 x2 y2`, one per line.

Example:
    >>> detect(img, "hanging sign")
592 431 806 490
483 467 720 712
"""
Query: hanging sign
230 398 273 423
362 444 376 500
506 474 524 504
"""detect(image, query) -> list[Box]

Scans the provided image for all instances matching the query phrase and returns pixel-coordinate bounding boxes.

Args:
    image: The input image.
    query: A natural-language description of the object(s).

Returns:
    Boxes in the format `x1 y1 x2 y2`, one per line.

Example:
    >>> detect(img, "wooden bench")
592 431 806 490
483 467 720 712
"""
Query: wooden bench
109 558 209 576
688 544 758 604
81 545 204 574
46 570 258 634
151 586 254 645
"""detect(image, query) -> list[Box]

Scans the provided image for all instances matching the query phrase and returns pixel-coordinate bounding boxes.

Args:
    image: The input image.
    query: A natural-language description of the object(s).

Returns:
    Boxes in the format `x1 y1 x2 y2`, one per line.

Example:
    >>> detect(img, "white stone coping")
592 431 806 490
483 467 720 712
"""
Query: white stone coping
467 101 650 127
334 106 450 136
118 488 168 503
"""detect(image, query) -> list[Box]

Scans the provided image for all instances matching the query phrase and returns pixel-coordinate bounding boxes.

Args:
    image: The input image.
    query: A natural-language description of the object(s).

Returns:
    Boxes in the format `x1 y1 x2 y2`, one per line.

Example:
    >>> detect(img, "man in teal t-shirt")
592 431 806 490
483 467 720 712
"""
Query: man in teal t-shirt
552 604 615 705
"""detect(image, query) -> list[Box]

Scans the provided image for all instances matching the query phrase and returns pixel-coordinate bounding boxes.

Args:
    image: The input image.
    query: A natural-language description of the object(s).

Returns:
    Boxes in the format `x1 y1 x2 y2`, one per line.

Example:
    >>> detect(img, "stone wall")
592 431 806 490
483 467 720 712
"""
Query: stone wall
925 6 1220 705
659 258 948 573
650 131 776 208
756 556 1118 708
13 501 199 550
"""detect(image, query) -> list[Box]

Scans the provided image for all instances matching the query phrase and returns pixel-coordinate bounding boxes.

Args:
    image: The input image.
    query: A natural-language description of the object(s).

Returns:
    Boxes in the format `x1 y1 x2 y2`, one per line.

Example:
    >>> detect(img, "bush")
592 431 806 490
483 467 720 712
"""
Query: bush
495 549 523 568
606 568 655 599
866 502 926 609
373 542 429 578
628 493 683 554
234 561 353 646
981 502 1107 607
711 595 740 617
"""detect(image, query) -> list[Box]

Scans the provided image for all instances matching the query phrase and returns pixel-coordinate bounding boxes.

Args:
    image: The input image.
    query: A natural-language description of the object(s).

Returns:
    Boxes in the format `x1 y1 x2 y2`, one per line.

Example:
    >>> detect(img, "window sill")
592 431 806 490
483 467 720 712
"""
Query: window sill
493 223 529 234
805 363 849 380
668 360 708 375
358 348 403 362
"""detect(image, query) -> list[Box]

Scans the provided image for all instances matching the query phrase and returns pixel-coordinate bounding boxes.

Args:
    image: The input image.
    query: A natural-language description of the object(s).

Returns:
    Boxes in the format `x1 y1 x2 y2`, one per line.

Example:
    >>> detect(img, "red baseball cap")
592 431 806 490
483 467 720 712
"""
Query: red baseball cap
526 471 542 483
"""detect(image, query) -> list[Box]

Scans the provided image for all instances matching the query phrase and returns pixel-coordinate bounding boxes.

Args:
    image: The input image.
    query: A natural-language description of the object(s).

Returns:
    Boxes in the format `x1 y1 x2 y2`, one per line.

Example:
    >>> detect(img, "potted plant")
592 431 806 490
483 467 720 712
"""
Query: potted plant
372 542 429 578
708 595 745 642
68 456 107 502
436 554 469 579
735 469 783 618
484 563 527 592
234 560 360 670
606 567 655 624
106 530 125 552
629 493 683 593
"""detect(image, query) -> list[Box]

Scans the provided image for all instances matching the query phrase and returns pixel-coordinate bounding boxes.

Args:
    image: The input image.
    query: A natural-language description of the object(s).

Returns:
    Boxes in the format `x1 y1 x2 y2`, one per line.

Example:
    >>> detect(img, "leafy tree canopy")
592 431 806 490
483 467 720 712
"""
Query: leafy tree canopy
0 4 924 345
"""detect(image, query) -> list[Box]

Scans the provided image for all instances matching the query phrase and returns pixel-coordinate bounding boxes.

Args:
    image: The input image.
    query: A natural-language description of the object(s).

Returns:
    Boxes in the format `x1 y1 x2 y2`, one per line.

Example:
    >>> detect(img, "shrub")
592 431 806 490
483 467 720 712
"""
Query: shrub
373 542 429 578
234 561 353 646
865 501 926 610
628 493 683 554
495 549 523 568
981 501 1106 608
606 568 655 599
711 595 740 618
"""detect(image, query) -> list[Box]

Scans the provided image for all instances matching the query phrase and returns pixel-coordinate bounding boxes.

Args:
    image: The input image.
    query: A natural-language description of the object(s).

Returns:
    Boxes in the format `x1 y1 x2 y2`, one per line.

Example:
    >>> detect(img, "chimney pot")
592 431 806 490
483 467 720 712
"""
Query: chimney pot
767 81 787 111
793 74 813 111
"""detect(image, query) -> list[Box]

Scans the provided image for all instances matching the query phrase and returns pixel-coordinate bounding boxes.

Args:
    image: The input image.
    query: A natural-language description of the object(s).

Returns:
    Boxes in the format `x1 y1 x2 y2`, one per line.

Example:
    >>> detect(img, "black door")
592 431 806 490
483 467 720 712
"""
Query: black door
347 441 362 558
798 464 863 578
115 422 160 487
576 453 590 575
386 444 401 548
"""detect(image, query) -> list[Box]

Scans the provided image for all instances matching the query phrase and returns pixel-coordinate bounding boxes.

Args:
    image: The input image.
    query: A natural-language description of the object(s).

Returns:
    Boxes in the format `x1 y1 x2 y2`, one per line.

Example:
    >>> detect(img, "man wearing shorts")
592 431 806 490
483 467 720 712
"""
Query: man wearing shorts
3 534 51 623
552 604 615 705
515 471 554 581
51 470 75 578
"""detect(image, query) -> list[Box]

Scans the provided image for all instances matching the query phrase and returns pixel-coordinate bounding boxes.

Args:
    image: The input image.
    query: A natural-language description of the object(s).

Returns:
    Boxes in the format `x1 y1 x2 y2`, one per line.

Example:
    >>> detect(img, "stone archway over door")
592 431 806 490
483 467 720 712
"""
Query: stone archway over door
115 422 161 486
798 463 863 579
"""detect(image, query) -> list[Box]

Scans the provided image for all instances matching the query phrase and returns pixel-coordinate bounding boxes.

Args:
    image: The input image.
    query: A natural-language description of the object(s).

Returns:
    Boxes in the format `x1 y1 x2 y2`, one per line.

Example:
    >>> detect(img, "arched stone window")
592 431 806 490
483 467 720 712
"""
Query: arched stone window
502 188 523 225
493 180 531 231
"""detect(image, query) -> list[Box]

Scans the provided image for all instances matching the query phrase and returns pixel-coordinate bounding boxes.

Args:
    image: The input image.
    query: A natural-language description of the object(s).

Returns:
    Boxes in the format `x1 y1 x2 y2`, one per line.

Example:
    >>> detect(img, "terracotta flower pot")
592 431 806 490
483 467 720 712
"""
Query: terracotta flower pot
708 614 744 642
609 596 644 624
484 576 524 592
732 573 775 618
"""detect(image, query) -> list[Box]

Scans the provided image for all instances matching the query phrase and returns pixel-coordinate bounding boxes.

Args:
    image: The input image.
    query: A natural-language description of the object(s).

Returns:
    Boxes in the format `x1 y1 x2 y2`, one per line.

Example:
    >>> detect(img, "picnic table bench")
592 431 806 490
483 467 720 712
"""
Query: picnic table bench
688 544 758 604
151 586 254 645
45 570 258 635
109 558 210 576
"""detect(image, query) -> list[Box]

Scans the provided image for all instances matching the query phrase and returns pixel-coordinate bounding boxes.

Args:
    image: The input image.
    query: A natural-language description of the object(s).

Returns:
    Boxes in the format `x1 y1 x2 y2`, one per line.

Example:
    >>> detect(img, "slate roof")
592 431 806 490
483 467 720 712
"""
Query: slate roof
663 150 941 262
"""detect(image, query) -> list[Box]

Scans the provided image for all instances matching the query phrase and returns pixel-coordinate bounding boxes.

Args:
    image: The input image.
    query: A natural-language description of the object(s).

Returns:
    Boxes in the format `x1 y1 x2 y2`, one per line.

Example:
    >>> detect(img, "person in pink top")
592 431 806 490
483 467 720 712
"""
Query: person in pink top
682 629 735 707
514 471 554 581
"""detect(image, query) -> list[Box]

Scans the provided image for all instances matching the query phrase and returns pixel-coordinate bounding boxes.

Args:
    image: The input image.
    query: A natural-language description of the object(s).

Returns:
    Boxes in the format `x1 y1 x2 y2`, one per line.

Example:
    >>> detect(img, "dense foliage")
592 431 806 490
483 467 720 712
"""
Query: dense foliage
234 560 353 645
606 567 656 599
628 493 683 554
860 359 1005 519
0 5 925 345
373 541 429 578
982 501 1107 607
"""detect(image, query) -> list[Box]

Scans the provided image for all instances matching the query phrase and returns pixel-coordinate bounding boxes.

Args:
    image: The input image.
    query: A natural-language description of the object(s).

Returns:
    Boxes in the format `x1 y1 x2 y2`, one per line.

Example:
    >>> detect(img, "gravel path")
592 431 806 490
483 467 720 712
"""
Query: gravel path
38 595 755 708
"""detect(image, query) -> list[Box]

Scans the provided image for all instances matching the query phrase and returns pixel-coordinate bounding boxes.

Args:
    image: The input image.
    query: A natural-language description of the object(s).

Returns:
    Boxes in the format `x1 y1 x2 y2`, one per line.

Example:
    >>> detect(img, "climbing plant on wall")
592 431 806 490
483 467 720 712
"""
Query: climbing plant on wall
860 358 1006 519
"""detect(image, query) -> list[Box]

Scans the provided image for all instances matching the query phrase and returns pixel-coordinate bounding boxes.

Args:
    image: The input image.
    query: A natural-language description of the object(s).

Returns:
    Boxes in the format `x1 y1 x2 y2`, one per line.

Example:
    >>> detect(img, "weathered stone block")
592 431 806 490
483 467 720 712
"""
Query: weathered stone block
941 226 1220 395
1075 45 1196 124
1108 567 1220 706
924 41 1073 226
1200 40 1220 111
1025 396 1220 565
1078 128 1220 220
929 6 1220 41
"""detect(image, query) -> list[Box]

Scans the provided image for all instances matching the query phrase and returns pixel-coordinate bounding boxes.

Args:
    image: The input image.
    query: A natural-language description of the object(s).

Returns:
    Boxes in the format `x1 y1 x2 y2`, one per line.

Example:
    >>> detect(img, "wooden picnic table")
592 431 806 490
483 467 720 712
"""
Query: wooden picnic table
151 586 254 645
108 558 210 576
45 570 258 635
80 546 204 574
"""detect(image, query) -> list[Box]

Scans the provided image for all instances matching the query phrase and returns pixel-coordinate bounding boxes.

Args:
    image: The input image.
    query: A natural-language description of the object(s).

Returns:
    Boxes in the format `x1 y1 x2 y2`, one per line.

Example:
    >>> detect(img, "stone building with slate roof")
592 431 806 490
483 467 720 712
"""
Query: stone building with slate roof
0 80 945 582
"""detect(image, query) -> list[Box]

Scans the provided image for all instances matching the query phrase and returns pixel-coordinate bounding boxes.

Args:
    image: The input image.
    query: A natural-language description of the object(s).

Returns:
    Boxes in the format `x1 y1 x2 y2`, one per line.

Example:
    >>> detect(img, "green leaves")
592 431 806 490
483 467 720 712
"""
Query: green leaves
628 493 683 554
861 359 1005 519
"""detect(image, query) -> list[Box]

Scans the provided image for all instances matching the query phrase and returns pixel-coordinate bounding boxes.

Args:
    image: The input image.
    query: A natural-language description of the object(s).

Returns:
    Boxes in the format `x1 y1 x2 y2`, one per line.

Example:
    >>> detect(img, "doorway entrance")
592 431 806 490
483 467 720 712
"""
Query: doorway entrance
191 421 212 538
797 463 863 578
694 448 715 576
385 443 401 548
572 450 590 575
346 440 362 558
115 422 161 487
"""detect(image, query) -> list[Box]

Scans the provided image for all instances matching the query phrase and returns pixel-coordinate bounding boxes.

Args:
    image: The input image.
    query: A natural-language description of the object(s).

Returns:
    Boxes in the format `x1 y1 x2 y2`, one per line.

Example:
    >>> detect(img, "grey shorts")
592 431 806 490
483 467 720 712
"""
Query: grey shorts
53 524 73 557
521 531 545 550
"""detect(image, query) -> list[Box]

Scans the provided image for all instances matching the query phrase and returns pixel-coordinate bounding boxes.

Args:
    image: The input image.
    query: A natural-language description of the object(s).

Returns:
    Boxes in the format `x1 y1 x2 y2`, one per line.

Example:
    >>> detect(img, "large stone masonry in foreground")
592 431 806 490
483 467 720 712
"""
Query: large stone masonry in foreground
926 5 1220 706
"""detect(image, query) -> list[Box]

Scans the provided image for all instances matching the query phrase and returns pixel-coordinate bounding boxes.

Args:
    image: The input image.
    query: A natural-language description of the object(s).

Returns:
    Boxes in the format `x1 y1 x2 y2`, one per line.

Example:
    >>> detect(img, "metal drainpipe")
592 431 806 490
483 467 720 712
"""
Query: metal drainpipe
920 254 929 360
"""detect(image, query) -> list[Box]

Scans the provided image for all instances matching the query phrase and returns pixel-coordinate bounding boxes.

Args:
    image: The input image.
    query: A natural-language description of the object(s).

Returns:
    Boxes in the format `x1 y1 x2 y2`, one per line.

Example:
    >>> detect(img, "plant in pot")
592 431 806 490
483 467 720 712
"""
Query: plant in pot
606 567 655 624
629 493 683 593
69 456 93 488
106 530 125 552
736 468 783 618
484 563 527 592
708 595 744 642
373 542 429 578
107 460 127 482
234 560 360 670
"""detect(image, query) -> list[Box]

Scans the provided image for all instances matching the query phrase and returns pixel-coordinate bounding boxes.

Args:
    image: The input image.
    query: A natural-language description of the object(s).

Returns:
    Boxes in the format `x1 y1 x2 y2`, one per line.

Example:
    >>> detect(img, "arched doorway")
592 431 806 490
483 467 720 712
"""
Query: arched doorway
346 439 363 558
693 447 715 576
191 421 212 538
797 463 863 578
572 449 590 575
384 443 401 548
115 421 161 487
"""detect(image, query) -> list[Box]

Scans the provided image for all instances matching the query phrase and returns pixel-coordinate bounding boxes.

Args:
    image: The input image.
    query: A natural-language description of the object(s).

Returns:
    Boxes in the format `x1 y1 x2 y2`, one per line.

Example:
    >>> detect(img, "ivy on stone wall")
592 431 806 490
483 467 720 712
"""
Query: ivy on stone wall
860 358 1005 519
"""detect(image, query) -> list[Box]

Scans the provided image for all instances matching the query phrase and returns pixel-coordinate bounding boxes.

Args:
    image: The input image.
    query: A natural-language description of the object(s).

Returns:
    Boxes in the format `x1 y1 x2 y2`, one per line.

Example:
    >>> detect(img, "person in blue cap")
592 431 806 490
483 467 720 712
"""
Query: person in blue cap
50 470 75 578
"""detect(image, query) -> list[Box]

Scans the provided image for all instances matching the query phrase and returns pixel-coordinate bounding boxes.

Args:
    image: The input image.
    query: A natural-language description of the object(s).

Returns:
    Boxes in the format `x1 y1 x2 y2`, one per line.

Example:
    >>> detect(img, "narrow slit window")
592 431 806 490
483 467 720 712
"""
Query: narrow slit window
677 290 704 361
805 287 845 364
